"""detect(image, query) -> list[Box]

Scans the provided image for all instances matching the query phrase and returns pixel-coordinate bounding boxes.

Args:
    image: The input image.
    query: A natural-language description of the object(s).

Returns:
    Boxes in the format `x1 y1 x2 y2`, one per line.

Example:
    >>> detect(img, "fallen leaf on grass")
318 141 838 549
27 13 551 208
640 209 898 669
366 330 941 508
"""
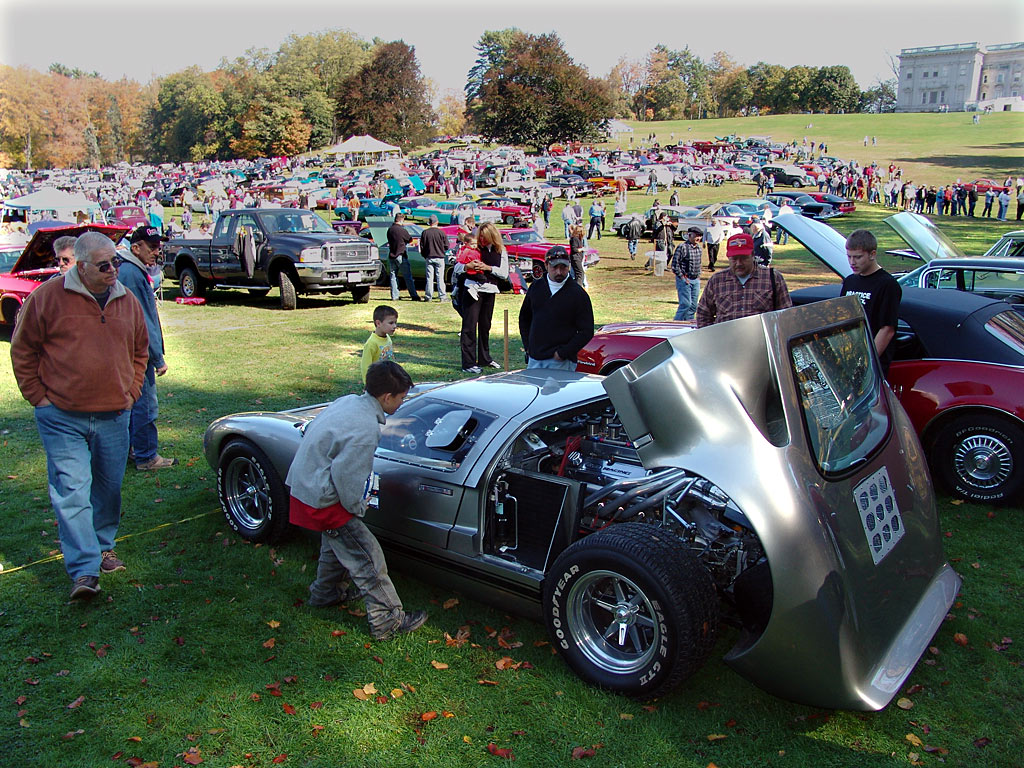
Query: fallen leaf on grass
15 695 26 705
906 734 923 747
67 696 85 709
953 633 968 646
310 701 324 709
905 684 923 695
263 638 276 649
390 689 404 699
495 657 521 671
571 746 596 759
183 747 203 764
896 698 914 710
272 755 288 764
421 711 438 721
352 682 378 701
478 679 499 686
311 724 325 734
620 713 634 720
19 718 29 727
974 737 992 748
443 597 459 610
707 733 727 741
486 743 515 759
446 627 471 647
430 660 449 670
127 736 143 742
267 620 281 629
923 745 949 755
63 729 85 740
283 703 296 715
249 693 261 702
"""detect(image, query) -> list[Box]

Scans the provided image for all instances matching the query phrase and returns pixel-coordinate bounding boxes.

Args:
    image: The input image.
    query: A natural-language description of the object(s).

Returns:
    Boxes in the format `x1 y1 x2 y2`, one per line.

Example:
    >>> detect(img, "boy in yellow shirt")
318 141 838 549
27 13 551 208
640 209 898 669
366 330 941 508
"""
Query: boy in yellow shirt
360 305 398 382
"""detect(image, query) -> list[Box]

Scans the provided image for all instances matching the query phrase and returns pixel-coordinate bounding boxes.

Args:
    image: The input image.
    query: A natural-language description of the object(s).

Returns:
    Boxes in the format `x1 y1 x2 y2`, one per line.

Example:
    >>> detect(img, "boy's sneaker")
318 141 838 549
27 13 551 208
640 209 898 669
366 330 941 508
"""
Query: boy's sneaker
486 361 502 369
396 610 428 636
70 576 100 600
136 454 178 471
462 366 481 374
100 550 126 573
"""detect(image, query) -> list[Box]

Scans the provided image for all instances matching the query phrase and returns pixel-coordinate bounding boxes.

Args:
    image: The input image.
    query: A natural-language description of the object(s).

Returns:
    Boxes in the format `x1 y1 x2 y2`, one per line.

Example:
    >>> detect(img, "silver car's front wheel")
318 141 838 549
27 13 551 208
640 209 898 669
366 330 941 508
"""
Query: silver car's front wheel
217 439 291 543
544 523 719 699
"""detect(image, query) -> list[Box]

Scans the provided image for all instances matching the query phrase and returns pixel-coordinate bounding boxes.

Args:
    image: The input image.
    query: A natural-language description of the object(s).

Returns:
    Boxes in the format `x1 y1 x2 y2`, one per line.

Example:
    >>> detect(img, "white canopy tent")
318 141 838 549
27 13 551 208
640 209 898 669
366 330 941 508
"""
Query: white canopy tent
324 135 403 161
3 187 101 216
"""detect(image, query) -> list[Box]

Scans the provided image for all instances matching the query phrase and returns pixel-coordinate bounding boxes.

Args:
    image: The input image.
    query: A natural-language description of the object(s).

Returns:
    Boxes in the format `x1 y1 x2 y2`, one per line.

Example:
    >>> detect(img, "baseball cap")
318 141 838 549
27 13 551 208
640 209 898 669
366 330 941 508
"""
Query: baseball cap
129 225 169 245
544 246 571 265
726 233 754 257
687 226 703 235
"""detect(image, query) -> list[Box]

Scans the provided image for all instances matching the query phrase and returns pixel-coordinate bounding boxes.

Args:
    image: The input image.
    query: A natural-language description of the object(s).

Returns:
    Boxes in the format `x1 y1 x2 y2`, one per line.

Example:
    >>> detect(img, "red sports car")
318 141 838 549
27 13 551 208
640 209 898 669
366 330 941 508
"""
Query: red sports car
475 197 533 225
964 178 1009 194
0 223 128 325
805 192 856 213
499 228 600 273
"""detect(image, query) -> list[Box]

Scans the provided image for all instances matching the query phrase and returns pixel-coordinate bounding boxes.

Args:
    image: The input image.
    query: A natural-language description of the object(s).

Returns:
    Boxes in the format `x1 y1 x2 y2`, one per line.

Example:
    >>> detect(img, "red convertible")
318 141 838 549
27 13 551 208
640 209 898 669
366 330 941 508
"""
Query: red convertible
577 214 1024 504
1 223 128 325
475 196 533 225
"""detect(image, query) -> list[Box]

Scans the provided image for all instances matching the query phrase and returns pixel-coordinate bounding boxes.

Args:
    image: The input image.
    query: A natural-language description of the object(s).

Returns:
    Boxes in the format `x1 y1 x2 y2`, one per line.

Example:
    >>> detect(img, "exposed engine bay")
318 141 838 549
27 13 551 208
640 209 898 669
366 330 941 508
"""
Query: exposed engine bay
488 401 771 629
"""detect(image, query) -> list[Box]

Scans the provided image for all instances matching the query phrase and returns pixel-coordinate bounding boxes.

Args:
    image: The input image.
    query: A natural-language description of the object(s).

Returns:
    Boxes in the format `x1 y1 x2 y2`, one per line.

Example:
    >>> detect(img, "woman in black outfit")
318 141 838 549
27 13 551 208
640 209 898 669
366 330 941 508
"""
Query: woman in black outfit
568 224 586 287
459 223 510 373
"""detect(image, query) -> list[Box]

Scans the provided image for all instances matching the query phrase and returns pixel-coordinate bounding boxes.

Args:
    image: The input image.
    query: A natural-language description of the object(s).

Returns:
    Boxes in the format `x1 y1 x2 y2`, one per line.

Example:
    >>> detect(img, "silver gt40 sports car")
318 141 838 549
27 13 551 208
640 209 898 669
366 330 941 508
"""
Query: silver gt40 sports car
205 297 960 709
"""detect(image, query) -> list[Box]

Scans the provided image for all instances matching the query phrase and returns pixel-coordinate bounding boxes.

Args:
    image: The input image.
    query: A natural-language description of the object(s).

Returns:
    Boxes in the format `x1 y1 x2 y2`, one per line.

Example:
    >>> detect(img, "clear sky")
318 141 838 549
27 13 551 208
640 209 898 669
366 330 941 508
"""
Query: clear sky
1 0 1021 96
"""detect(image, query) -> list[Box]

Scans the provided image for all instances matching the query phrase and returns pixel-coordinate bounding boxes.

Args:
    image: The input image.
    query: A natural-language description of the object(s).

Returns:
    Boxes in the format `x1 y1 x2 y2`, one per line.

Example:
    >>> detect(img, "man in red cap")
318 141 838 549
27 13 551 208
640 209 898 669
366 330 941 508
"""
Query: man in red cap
695 232 792 328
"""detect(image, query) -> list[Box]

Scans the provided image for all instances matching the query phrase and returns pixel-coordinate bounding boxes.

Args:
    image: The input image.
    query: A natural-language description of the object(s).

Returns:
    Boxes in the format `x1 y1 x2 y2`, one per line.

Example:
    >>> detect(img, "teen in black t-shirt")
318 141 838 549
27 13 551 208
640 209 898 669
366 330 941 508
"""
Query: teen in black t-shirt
840 229 901 374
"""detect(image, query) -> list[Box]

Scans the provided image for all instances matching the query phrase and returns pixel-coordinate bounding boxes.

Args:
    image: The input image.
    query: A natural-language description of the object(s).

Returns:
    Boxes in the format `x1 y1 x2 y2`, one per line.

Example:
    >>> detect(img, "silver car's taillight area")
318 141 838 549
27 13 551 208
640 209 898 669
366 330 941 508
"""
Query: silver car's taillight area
853 467 904 565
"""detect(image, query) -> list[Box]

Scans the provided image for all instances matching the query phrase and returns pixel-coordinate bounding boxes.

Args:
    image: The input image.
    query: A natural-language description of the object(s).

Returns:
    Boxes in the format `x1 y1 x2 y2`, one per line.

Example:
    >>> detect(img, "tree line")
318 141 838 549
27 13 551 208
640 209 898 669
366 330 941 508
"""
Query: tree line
0 27 896 169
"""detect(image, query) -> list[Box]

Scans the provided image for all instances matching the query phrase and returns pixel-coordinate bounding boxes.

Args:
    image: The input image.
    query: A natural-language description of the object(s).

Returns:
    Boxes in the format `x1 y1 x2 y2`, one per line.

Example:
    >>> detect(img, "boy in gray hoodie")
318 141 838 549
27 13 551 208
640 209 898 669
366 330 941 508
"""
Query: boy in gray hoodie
286 361 427 640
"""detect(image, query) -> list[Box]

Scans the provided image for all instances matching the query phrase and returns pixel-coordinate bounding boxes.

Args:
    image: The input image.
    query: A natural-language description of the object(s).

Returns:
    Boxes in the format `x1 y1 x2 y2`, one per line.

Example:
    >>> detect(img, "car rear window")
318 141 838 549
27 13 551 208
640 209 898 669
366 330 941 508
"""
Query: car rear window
985 310 1024 357
790 322 890 475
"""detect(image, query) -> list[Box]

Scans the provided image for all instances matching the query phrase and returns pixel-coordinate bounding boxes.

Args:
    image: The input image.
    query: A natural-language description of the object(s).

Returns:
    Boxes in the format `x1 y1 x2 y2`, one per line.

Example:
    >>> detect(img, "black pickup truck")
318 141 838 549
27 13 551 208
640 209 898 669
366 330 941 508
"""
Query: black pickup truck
162 208 381 308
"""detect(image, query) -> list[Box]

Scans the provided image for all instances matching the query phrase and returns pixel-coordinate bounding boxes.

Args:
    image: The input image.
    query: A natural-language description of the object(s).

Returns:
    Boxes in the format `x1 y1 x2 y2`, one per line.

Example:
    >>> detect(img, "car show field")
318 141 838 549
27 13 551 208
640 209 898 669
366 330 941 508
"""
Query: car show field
2 113 1023 767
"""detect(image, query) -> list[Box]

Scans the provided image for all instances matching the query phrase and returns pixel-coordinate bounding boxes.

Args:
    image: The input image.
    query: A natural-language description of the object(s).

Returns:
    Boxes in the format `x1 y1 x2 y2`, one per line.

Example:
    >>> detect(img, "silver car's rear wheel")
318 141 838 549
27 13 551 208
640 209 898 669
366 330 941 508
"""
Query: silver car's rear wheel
566 570 660 675
217 439 290 542
544 522 718 699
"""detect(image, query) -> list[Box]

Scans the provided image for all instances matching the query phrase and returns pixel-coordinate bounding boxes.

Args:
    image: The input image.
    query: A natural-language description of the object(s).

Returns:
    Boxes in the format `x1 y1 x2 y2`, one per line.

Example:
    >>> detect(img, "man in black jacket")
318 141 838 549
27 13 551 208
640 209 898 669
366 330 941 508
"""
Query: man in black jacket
385 213 422 301
519 246 594 371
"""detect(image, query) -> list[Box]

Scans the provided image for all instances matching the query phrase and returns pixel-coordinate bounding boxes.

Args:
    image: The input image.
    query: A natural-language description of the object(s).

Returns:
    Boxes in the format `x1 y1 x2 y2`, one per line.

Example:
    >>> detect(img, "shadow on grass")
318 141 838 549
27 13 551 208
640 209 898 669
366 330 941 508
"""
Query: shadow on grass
893 154 1021 173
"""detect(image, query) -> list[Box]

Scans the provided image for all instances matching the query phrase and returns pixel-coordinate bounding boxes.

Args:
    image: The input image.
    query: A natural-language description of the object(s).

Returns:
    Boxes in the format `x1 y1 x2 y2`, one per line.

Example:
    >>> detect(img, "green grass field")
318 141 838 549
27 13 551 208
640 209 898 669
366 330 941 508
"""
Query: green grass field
2 115 1023 767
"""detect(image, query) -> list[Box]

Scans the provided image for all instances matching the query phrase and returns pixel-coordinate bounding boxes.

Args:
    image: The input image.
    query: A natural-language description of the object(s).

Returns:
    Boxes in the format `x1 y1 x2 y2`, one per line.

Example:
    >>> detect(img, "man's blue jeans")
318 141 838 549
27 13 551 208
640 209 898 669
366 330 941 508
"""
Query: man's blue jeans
527 357 576 370
130 363 158 462
389 257 420 300
424 258 446 300
35 405 130 580
674 276 699 321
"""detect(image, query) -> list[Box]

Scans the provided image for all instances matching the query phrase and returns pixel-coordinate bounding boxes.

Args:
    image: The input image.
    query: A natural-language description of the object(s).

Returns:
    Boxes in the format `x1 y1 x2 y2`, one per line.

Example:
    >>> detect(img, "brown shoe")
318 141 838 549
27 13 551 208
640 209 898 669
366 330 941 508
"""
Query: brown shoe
70 575 100 600
136 454 178 471
100 550 126 573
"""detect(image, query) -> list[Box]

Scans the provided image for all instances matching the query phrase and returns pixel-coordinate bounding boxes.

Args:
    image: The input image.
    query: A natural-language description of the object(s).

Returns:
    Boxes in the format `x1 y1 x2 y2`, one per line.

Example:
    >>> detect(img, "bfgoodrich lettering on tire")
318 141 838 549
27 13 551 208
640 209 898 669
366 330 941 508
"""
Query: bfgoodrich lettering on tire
543 522 718 699
932 414 1023 503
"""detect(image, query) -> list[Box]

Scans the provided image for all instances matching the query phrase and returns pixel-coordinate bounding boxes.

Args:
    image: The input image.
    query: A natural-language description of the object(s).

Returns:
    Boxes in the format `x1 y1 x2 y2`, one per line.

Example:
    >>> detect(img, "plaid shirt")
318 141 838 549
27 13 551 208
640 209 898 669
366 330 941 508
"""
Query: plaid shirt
695 266 792 328
670 242 702 280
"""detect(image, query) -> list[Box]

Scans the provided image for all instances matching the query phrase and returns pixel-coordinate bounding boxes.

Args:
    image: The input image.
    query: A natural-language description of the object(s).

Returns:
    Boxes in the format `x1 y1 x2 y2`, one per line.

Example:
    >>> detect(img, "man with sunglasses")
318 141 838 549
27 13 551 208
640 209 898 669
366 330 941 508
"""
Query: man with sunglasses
54 235 77 275
11 232 149 601
120 226 177 471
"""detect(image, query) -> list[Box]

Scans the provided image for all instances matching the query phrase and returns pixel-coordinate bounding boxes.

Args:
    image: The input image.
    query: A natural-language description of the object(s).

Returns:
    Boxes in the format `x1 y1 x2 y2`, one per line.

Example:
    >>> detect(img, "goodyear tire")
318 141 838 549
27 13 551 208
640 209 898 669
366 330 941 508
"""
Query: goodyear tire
217 439 291 543
279 271 298 310
932 414 1023 503
543 522 718 699
179 266 205 298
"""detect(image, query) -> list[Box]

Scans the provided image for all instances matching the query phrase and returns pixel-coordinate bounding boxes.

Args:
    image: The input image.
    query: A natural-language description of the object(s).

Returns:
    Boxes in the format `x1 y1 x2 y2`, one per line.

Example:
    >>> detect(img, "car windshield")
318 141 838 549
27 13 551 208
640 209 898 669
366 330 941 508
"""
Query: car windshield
505 230 543 244
790 321 890 475
378 397 498 470
0 247 23 274
262 211 334 234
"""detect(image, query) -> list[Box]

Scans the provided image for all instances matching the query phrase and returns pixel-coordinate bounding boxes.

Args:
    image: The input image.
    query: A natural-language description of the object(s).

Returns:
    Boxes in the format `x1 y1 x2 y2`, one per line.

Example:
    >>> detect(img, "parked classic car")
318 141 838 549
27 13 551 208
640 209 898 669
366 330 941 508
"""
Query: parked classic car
377 223 458 285
896 258 1024 309
577 213 1024 505
983 229 1024 259
612 205 743 239
805 191 856 214
753 165 814 188
400 198 502 226
1 223 128 325
207 299 959 709
107 205 149 229
499 227 600 273
964 178 1009 194
766 192 841 220
474 196 533 225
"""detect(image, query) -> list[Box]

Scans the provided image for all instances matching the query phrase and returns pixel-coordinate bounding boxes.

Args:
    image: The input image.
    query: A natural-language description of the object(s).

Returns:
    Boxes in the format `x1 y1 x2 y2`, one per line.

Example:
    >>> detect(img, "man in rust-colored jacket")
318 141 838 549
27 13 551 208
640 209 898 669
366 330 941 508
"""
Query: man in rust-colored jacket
12 231 149 601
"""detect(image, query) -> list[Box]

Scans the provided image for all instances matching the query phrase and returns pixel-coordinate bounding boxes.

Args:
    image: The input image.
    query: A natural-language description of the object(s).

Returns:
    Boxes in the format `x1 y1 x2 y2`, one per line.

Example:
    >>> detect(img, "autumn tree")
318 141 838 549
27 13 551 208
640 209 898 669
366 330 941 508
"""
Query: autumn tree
436 89 467 137
473 33 610 149
150 67 228 161
0 65 50 168
334 42 434 147
746 62 787 113
603 57 645 118
708 52 746 117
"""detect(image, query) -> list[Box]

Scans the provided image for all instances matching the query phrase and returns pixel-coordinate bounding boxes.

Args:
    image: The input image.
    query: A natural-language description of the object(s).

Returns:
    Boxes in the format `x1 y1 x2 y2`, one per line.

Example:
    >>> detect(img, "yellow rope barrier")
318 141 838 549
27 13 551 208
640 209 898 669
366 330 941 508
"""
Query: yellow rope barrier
0 509 220 575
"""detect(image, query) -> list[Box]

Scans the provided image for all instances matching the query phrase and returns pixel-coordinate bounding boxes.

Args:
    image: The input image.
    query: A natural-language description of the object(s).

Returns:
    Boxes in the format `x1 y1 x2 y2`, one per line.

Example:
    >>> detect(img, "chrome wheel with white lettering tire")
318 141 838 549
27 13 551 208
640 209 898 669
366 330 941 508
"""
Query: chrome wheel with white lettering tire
932 414 1023 503
217 439 290 543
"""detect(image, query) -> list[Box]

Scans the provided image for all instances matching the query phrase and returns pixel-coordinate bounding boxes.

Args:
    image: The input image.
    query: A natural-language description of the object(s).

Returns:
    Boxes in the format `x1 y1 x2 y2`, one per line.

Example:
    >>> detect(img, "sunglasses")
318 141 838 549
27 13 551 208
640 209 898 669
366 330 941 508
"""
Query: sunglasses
92 255 124 273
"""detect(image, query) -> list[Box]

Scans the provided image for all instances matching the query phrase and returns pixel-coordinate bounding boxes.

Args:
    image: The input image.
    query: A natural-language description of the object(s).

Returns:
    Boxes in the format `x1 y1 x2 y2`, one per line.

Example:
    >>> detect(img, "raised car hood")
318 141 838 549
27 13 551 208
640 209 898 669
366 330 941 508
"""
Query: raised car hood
884 212 967 262
11 223 129 274
601 298 960 710
774 211 968 276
